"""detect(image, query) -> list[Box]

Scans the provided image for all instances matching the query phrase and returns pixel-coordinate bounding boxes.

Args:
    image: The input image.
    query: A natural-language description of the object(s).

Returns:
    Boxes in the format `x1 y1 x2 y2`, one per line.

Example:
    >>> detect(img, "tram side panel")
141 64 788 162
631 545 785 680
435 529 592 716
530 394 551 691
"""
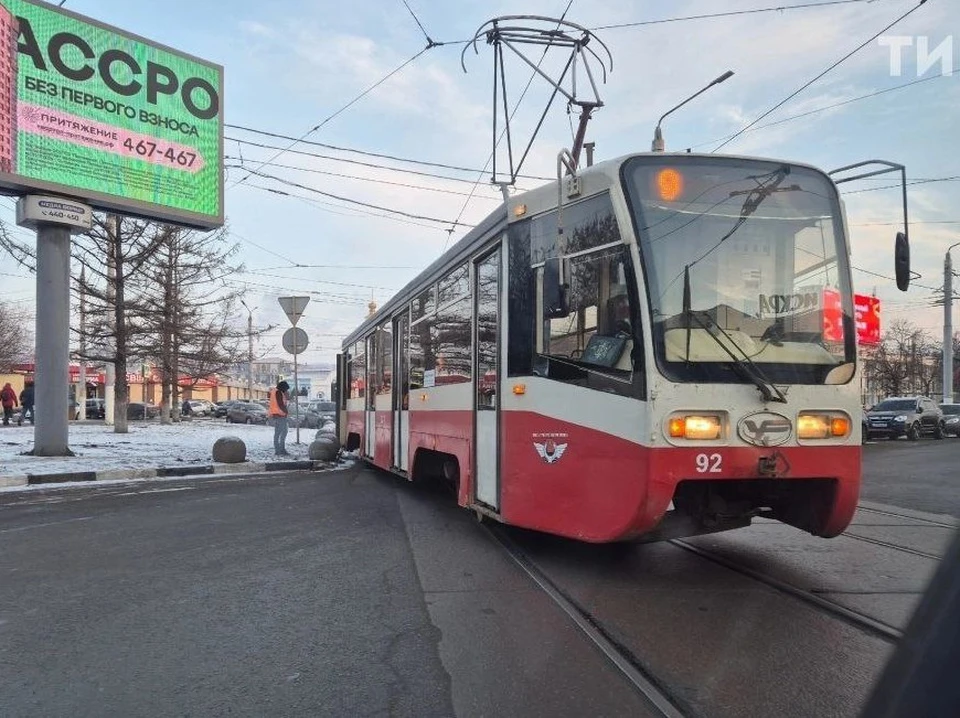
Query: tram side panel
408 383 474 499
498 378 654 543
374 393 392 470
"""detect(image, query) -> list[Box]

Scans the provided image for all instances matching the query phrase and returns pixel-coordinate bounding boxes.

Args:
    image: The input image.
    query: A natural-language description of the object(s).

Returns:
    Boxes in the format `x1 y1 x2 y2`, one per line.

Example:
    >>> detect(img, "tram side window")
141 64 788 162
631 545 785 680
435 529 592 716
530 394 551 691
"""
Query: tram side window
410 294 433 391
349 341 366 399
508 191 643 397
377 323 392 395
366 334 377 410
432 295 472 385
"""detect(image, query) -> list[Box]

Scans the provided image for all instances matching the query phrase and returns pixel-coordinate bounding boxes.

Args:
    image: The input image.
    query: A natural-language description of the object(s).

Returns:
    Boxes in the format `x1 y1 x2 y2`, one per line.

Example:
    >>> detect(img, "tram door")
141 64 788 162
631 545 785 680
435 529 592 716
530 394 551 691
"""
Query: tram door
474 247 501 509
364 334 376 458
392 312 410 471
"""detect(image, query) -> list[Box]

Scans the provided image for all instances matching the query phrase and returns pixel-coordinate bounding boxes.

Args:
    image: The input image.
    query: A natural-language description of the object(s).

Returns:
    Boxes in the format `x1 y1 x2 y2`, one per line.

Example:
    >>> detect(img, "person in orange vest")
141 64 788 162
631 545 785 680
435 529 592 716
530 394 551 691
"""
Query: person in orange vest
268 380 290 455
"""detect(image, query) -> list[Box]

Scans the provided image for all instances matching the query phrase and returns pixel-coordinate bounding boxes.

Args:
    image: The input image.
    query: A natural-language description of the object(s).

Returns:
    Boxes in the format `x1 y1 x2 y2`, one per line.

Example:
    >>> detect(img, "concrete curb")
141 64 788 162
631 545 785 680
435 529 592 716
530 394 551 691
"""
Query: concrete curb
15 459 333 487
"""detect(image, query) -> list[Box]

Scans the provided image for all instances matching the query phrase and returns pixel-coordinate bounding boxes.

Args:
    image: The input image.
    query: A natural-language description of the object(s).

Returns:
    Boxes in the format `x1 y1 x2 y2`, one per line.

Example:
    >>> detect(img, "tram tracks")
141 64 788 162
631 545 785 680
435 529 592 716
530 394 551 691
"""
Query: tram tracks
485 524 689 718
669 539 903 642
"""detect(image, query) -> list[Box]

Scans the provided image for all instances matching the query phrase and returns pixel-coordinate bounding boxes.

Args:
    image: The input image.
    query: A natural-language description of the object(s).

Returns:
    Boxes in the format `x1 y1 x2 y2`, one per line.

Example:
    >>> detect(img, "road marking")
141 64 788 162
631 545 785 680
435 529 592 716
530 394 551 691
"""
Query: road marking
139 487 196 494
0 516 95 533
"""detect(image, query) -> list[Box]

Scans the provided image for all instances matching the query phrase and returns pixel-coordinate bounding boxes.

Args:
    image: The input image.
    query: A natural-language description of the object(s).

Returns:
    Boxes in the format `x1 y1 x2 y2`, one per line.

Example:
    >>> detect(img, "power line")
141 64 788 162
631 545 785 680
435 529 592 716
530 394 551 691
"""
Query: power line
592 0 889 31
842 176 960 195
714 0 929 152
226 126 550 181
239 167 476 228
400 0 437 47
227 136 530 188
231 46 432 188
691 68 959 149
223 157 500 200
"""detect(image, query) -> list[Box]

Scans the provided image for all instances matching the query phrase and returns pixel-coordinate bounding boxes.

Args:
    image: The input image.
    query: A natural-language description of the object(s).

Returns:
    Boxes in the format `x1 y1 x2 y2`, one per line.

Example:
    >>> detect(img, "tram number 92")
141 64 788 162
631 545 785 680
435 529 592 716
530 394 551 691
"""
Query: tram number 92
695 453 723 474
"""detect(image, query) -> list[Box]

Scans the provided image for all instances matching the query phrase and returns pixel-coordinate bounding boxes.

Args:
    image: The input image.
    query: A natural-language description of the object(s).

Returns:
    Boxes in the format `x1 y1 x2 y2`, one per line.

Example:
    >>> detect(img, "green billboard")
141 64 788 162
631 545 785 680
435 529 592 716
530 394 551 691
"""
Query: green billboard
0 0 223 229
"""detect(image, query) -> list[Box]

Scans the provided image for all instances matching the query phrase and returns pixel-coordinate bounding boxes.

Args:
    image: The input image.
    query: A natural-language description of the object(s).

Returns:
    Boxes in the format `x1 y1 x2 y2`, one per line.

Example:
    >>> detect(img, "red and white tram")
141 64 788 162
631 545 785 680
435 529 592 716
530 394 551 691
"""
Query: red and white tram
337 152 908 543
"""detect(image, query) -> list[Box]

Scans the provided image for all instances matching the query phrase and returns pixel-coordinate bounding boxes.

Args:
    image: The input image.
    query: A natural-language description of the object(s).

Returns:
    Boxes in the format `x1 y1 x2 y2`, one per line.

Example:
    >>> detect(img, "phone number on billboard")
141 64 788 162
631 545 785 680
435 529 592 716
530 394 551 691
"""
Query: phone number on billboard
122 139 198 168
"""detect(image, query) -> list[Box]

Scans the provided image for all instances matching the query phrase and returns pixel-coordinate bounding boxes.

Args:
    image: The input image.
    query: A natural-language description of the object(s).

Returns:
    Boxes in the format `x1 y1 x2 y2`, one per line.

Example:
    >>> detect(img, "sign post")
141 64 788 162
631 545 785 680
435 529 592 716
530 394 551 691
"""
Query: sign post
279 296 310 444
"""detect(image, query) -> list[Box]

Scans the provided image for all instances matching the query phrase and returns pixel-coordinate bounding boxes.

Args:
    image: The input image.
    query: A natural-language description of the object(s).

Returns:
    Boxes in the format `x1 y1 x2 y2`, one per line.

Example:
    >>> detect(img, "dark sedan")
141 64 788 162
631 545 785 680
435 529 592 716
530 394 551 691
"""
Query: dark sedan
127 402 161 420
226 402 268 424
940 403 960 436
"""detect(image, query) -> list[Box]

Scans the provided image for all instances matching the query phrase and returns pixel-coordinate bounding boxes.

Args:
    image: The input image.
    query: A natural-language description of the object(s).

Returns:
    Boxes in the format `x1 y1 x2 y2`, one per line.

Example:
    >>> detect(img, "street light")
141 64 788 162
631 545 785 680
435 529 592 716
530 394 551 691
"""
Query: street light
943 241 960 403
240 299 255 400
651 70 734 152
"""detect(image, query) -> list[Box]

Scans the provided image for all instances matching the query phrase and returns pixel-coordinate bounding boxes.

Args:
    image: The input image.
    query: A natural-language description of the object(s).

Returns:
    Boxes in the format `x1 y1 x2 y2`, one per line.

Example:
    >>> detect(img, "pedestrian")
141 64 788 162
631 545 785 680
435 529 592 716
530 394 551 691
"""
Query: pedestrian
181 399 193 417
1 382 18 426
19 381 34 425
268 380 290 455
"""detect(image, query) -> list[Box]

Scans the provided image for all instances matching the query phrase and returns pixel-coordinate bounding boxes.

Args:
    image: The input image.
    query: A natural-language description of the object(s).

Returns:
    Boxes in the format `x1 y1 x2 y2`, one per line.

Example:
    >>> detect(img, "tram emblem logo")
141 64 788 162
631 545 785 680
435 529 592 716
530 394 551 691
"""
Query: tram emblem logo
737 412 792 447
533 433 569 464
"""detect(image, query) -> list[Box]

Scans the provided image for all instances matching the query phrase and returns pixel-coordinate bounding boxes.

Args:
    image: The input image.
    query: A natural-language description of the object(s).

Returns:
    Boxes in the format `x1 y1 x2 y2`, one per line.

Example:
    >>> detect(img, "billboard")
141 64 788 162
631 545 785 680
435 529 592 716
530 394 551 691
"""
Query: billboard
0 0 222 229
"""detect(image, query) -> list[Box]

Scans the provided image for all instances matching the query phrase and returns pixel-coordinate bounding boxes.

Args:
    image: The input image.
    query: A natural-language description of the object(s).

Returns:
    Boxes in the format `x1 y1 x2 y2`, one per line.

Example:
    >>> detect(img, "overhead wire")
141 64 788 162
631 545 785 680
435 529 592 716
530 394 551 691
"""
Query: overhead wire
592 0 892 31
238 168 475 228
690 67 959 150
223 157 500 200
226 125 549 180
230 45 432 188
713 0 930 152
227 136 532 188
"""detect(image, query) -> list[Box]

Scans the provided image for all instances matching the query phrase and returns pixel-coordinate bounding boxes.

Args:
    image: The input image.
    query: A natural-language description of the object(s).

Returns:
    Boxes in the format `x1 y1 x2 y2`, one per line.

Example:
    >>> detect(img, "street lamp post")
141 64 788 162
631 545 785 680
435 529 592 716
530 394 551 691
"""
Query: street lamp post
651 70 734 152
943 242 960 403
240 299 255 400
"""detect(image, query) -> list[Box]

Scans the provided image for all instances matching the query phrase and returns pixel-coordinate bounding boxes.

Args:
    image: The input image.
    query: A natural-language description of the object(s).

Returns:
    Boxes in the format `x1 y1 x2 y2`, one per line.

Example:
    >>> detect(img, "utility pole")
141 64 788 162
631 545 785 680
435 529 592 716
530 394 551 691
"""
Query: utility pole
944 243 960 403
241 299 254 399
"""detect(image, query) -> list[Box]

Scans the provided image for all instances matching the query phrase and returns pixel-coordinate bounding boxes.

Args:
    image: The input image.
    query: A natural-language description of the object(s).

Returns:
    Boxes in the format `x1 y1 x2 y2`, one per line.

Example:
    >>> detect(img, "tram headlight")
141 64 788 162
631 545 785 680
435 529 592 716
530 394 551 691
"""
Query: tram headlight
798 412 850 439
668 414 722 440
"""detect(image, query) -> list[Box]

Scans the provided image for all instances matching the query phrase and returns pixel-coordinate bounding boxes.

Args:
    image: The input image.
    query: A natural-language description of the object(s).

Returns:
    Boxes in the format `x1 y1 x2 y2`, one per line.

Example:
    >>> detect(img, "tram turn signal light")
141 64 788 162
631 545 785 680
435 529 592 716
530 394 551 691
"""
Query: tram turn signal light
797 413 850 439
668 415 722 440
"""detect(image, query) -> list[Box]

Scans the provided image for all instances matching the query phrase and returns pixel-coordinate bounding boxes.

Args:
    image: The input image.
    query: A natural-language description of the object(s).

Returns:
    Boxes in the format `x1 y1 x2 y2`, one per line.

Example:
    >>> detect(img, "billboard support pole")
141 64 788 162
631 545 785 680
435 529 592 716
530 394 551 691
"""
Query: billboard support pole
17 196 93 456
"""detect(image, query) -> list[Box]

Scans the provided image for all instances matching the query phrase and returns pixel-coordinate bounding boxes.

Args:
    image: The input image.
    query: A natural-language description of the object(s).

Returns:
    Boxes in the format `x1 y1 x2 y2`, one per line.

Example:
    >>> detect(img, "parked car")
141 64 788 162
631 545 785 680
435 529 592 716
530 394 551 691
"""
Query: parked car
939 403 960 437
309 400 336 427
187 399 214 417
127 402 161 420
85 398 106 419
865 396 944 440
226 402 268 424
214 400 240 418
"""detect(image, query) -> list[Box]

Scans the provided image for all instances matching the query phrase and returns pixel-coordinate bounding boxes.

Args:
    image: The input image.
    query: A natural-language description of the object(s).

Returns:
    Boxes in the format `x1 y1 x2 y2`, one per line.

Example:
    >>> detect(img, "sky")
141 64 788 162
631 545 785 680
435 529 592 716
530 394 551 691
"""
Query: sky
0 0 957 368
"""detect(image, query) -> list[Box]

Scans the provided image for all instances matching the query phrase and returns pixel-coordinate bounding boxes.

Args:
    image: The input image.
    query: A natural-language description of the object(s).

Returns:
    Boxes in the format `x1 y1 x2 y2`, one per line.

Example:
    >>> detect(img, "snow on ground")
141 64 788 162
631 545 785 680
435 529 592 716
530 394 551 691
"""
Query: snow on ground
0 418 322 479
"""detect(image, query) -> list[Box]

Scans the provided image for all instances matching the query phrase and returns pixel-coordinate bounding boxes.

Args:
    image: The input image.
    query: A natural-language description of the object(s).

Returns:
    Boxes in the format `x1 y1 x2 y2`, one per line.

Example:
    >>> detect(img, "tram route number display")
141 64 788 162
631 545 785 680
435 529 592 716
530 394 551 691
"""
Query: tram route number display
0 0 223 229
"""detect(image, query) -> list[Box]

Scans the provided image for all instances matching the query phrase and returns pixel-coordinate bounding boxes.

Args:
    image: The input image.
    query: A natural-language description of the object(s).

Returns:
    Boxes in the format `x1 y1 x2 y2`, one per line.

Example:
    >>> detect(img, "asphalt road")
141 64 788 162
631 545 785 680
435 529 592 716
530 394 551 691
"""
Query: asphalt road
861 436 960 517
0 470 654 717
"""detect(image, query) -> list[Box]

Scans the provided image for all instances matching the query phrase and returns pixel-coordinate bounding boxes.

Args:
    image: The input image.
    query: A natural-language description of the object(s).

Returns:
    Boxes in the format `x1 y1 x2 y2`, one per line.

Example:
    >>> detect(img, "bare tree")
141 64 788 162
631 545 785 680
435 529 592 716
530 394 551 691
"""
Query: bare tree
133 225 250 422
0 301 32 371
73 214 168 433
867 319 941 398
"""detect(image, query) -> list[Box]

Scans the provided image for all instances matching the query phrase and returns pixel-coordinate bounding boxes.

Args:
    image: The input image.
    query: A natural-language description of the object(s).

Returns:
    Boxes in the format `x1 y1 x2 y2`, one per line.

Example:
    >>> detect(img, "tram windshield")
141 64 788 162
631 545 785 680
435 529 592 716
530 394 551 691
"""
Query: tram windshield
623 157 855 385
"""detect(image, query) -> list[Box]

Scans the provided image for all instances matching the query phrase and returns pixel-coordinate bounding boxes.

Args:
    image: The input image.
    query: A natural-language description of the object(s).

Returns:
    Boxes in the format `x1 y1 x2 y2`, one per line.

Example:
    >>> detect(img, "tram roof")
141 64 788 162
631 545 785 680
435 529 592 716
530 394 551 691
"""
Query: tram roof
341 150 831 349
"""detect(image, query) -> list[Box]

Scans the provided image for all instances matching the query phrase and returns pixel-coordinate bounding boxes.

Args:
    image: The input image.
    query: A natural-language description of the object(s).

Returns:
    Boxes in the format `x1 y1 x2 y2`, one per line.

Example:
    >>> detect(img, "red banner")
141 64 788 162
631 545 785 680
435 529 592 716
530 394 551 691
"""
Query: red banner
854 294 881 345
822 290 880 345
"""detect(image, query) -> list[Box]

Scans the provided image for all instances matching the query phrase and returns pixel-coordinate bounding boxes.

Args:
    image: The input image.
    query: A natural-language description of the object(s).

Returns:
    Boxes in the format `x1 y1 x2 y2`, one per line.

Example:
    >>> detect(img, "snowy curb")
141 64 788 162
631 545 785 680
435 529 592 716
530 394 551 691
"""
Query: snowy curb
10 459 332 487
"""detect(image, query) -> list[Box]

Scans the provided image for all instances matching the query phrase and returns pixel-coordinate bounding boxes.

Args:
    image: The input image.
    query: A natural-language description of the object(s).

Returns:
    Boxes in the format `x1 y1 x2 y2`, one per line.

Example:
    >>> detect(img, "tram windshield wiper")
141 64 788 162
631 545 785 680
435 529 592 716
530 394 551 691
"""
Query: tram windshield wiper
681 267 787 404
